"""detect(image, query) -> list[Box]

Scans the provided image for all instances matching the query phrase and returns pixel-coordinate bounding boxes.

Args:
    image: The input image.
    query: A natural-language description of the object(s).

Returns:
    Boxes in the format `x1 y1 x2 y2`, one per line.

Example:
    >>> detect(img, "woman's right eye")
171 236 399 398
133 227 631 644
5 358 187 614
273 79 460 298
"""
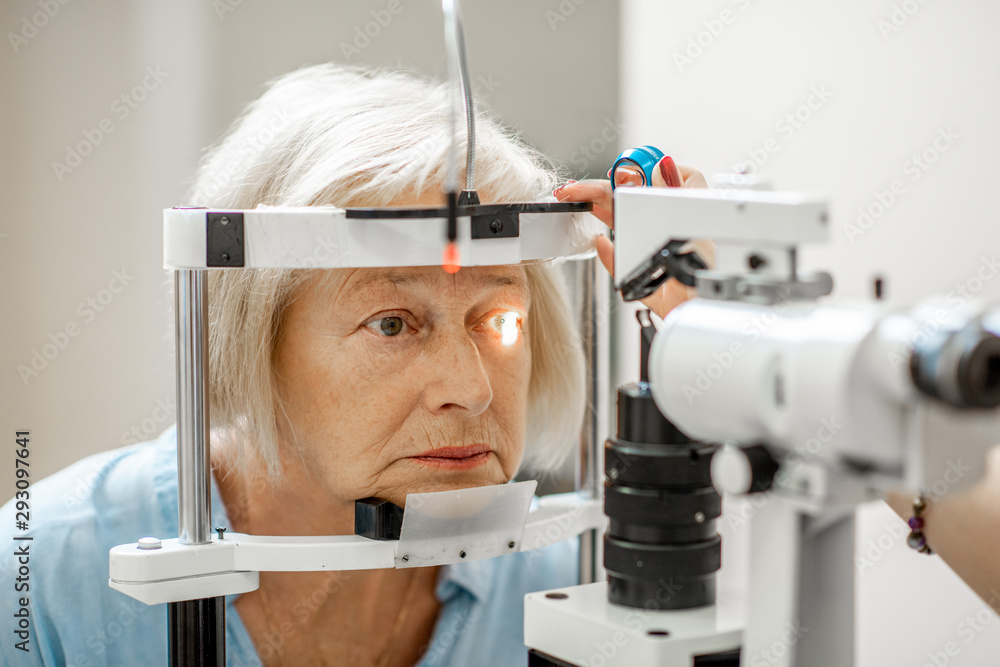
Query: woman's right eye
365 316 410 337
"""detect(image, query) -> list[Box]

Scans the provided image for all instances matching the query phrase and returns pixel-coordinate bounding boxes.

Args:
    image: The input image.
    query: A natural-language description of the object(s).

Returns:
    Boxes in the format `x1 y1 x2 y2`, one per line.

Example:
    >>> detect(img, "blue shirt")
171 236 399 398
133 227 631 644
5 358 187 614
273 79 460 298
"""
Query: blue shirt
0 426 577 666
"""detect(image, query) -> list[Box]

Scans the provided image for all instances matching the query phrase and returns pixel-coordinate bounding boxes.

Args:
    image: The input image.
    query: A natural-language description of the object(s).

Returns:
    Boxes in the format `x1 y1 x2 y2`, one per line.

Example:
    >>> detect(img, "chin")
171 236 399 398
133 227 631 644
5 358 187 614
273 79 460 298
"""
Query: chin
395 463 508 505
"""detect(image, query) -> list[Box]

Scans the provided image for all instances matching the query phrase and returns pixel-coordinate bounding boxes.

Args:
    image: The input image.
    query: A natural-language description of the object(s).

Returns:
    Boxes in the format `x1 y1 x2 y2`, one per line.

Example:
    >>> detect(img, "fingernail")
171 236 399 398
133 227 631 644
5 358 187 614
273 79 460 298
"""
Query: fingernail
659 156 680 187
552 181 577 197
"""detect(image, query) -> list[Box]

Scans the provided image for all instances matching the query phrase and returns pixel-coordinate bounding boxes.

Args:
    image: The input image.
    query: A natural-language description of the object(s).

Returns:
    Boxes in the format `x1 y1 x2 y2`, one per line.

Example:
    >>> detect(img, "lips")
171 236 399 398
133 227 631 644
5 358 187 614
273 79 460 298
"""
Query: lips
410 445 492 470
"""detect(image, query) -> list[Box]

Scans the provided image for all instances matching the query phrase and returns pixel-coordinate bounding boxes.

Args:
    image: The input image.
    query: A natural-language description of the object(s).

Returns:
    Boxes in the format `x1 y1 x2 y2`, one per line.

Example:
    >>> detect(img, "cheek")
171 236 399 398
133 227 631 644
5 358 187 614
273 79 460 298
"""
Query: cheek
484 343 532 436
275 335 421 460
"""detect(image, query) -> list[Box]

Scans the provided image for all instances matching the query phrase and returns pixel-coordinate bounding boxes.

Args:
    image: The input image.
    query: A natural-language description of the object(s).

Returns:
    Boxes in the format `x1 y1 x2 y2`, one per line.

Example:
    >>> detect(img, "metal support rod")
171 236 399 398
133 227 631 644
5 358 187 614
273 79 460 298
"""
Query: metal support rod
175 269 212 546
577 256 610 584
171 269 224 666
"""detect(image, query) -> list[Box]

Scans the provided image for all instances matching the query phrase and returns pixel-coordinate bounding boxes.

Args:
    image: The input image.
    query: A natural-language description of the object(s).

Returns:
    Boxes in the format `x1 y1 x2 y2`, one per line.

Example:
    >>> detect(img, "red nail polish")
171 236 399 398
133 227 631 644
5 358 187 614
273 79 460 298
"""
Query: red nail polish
659 156 681 187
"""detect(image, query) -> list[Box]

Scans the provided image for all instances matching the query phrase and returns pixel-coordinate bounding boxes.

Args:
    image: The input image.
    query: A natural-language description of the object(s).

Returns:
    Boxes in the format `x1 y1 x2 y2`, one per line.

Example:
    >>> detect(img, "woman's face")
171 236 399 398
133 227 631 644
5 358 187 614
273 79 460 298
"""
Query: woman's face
272 264 532 508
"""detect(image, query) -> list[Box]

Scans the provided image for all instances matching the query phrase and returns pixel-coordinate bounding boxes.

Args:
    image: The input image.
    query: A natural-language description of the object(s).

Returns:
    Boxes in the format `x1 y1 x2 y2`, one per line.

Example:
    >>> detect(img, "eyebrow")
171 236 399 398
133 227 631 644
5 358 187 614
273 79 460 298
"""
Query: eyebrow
352 269 529 293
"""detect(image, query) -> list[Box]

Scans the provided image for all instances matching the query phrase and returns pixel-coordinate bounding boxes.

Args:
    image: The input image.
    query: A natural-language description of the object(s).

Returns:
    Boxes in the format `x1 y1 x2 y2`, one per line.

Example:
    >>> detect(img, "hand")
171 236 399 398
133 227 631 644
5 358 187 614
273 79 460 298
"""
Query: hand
552 157 714 320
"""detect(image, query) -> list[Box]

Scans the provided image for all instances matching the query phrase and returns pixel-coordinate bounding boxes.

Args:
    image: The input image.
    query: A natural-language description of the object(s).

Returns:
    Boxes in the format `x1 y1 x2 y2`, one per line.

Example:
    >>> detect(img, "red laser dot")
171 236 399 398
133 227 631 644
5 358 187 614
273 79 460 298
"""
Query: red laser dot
442 242 460 274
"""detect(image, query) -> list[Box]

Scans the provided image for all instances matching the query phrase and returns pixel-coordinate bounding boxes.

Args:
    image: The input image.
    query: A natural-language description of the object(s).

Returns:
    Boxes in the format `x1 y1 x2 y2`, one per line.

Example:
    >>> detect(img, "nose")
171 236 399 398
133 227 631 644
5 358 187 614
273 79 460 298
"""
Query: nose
421 325 493 417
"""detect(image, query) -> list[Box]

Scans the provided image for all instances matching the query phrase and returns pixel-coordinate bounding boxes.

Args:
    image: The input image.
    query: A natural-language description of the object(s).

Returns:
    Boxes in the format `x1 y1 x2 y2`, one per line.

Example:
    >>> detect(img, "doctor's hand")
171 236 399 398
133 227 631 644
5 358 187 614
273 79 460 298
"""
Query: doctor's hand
552 157 713 320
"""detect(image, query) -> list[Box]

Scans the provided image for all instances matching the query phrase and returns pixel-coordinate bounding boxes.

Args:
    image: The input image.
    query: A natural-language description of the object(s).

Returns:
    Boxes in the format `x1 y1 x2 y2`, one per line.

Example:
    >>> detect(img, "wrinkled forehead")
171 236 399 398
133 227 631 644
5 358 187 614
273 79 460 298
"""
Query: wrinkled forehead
310 263 531 304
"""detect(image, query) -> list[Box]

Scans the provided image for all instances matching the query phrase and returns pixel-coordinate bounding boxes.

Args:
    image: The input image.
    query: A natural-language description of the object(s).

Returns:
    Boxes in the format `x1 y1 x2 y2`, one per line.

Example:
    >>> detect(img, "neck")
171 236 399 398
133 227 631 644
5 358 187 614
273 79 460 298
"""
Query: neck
213 452 355 537
210 444 442 667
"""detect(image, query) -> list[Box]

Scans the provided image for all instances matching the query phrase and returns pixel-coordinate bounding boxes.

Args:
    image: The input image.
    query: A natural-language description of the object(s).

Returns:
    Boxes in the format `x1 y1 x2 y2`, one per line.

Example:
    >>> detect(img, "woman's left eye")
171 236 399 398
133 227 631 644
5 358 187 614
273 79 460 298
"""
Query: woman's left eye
365 316 411 337
484 311 523 346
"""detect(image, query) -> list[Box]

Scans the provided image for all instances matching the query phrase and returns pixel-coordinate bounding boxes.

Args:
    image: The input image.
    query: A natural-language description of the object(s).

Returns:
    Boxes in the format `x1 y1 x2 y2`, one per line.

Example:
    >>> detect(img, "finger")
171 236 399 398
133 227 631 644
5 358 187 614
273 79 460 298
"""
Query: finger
650 156 682 188
595 234 614 277
677 163 708 189
555 179 614 228
640 278 695 320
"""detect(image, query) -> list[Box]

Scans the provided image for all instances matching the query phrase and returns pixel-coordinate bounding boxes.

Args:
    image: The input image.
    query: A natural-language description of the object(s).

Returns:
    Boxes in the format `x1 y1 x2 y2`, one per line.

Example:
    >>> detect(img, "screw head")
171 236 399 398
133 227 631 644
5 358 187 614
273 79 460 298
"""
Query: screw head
401 554 409 562
694 511 706 524
459 550 467 559
221 253 230 262
545 592 569 600
508 541 515 549
489 219 503 234
220 216 229 225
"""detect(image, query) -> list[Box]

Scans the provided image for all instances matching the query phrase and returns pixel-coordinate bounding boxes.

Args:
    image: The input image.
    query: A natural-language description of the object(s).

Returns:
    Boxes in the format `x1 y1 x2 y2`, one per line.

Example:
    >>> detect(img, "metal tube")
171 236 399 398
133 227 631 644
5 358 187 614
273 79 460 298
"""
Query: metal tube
175 269 213 545
172 269 224 667
577 257 609 584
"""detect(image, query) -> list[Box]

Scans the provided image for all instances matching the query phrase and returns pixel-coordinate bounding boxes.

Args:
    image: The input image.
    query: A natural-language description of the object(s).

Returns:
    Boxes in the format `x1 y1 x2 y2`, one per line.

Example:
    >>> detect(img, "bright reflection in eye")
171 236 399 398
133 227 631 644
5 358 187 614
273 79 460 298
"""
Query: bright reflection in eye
498 311 520 347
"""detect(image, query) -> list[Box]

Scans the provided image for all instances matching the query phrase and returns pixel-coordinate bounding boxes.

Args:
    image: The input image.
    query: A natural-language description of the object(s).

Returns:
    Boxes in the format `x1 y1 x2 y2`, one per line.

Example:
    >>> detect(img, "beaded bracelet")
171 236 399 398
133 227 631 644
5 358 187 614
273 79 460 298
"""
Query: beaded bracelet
906 493 934 555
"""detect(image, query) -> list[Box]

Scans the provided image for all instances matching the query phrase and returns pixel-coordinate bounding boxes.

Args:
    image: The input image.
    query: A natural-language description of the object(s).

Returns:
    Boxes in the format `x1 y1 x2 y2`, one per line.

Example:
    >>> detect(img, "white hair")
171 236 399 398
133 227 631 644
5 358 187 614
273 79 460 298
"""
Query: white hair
186 63 586 483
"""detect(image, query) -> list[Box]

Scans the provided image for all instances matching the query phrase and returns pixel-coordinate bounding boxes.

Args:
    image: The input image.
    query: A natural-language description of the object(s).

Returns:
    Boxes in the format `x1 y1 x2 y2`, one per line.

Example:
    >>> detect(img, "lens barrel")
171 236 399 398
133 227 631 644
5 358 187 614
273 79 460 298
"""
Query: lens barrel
604 377 722 610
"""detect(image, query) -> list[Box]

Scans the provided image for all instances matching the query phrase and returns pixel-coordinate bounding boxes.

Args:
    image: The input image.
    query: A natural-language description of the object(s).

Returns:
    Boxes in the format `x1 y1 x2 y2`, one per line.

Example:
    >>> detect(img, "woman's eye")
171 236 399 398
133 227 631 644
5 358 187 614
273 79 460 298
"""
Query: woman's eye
488 311 522 346
366 316 408 337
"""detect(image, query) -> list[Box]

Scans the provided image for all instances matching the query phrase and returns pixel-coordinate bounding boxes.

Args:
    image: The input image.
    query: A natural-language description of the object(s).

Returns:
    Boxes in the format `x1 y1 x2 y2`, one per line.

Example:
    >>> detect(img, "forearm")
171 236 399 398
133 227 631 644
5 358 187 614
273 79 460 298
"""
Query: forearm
887 485 1000 608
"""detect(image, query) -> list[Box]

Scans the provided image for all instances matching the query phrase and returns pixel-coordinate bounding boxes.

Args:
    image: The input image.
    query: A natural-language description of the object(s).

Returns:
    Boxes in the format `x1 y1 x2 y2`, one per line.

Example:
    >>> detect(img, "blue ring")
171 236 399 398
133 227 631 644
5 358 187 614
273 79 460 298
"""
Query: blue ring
610 145 665 191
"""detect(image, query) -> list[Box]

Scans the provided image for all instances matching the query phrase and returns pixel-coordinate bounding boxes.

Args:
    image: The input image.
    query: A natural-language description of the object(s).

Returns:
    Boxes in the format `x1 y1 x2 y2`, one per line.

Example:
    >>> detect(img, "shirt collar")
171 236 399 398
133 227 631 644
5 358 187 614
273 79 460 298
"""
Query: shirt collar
435 552 497 604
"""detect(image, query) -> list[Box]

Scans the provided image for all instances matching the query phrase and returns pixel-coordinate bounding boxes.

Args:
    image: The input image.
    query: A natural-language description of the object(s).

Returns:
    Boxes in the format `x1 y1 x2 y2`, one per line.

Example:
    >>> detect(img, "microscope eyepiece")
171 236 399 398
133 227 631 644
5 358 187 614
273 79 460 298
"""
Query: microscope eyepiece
910 321 1000 409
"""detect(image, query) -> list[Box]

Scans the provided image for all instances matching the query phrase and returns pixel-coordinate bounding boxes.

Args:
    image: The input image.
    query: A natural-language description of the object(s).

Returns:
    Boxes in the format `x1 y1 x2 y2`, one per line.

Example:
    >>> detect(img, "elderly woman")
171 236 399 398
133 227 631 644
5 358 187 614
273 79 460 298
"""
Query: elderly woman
0 63 705 666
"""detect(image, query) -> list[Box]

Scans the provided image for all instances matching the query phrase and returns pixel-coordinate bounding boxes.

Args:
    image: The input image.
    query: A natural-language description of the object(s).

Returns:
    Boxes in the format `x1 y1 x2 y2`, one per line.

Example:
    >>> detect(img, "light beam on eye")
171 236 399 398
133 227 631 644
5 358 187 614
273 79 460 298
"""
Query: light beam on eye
499 311 519 347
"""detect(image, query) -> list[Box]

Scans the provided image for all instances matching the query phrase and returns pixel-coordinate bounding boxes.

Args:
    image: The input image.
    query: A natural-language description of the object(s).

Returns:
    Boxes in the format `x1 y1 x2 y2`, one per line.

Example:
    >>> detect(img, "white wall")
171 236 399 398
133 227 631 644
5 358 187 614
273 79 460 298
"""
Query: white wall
620 0 1000 664
1 0 617 502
